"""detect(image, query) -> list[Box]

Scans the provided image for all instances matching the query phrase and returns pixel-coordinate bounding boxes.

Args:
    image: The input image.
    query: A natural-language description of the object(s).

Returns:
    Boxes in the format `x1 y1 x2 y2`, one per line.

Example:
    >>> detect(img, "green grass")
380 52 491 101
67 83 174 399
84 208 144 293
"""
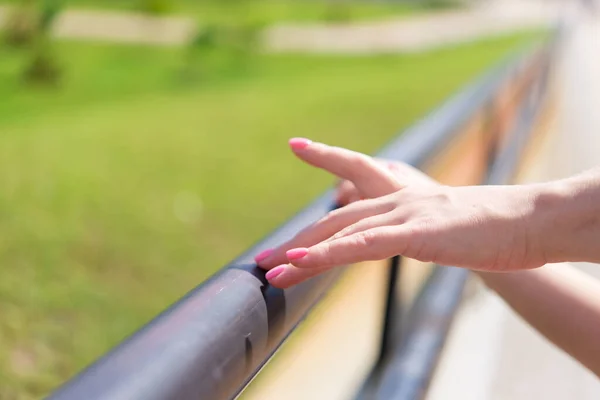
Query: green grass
0 32 538 399
2 0 458 25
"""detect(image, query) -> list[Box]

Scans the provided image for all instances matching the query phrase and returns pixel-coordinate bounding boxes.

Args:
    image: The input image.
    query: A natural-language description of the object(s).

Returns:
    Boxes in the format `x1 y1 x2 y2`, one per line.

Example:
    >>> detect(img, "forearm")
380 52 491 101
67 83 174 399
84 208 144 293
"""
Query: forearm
478 265 600 376
532 167 600 265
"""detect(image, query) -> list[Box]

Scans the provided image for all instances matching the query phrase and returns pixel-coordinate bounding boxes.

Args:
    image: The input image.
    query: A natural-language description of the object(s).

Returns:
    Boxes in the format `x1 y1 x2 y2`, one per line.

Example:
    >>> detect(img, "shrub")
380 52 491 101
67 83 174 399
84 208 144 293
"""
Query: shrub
20 0 63 85
3 0 37 48
22 44 62 85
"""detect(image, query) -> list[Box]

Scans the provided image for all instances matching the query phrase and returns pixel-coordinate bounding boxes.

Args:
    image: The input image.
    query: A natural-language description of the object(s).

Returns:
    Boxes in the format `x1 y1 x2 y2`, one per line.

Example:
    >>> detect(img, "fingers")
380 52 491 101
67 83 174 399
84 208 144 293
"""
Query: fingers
265 264 325 289
256 197 394 269
384 160 439 187
266 226 410 288
335 180 361 206
289 138 402 198
326 212 397 242
289 226 409 270
334 160 438 207
258 139 427 287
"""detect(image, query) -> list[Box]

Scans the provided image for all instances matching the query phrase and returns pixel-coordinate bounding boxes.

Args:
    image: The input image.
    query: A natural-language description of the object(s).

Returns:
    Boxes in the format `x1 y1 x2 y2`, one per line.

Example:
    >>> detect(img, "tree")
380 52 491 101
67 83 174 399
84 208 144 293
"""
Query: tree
22 0 63 85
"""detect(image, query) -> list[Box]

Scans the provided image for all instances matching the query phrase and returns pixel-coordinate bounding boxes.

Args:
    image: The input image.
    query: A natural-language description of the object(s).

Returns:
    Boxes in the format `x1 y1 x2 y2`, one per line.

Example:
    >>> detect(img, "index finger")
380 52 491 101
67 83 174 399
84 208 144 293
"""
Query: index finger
289 138 403 198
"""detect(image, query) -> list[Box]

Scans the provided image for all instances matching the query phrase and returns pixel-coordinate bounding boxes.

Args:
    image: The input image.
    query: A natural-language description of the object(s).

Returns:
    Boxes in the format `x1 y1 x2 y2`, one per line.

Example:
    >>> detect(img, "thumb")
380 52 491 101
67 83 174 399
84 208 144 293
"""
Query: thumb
288 138 402 198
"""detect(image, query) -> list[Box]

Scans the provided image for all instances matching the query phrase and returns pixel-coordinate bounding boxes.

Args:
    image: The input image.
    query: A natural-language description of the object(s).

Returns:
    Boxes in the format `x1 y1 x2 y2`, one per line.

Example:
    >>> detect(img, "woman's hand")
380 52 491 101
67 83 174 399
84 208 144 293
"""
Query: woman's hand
256 138 547 288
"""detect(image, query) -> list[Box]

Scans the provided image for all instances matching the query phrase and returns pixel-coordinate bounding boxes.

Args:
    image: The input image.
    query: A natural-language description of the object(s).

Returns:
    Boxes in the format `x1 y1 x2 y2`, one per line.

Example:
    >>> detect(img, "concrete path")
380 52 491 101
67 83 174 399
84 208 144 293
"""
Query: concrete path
428 9 600 400
0 0 559 51
0 6 197 46
266 0 560 53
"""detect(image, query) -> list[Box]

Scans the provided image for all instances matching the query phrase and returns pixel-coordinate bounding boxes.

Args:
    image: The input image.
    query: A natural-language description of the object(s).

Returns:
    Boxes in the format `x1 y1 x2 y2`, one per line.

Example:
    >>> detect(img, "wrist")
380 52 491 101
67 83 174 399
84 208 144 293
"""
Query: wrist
532 171 600 264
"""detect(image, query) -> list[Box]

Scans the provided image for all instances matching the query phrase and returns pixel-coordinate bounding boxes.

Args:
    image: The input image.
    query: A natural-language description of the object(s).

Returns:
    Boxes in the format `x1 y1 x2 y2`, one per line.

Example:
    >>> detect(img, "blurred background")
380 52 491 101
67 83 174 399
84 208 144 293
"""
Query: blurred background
0 0 556 398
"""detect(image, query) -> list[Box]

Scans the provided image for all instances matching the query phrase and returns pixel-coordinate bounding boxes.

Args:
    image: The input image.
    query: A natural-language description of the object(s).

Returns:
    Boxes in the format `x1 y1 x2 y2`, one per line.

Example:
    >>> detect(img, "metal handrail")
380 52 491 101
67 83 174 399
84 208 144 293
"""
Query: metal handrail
46 38 556 400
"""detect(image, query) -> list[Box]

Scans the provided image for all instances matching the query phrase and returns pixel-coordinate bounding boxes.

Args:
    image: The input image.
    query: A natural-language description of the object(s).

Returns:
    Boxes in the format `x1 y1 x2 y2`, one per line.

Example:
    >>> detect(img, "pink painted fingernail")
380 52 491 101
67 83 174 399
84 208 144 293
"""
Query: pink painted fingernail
286 248 308 260
254 248 274 263
266 265 286 280
289 138 312 151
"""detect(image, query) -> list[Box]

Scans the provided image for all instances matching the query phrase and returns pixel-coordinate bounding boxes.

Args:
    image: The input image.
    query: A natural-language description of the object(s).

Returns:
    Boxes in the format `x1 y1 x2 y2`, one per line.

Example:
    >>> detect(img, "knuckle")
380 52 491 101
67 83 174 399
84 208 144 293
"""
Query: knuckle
319 242 336 265
410 217 434 237
332 225 356 240
354 230 377 248
330 231 344 241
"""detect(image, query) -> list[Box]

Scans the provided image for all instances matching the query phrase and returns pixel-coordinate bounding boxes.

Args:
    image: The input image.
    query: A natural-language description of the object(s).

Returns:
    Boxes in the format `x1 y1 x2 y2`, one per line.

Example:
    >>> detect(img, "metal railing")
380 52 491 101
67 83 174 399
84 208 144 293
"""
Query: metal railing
47 34 559 400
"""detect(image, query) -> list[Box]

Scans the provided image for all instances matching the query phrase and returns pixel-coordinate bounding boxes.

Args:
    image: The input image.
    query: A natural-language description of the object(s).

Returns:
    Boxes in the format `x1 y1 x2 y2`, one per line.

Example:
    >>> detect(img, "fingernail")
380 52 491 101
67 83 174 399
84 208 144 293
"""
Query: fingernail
289 138 312 151
254 248 274 263
286 248 308 260
266 265 286 280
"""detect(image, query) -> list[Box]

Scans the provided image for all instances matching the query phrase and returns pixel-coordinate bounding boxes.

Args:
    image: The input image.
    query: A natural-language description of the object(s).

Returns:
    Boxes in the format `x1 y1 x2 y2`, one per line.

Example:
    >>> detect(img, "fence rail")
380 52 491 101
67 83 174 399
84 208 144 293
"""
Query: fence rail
47 33 559 400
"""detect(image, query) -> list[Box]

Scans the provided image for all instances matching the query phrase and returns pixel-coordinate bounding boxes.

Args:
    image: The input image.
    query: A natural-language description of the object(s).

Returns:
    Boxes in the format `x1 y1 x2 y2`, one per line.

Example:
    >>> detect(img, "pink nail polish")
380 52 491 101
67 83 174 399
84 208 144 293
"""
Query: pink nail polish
289 138 312 151
266 265 286 280
286 248 308 260
254 248 274 263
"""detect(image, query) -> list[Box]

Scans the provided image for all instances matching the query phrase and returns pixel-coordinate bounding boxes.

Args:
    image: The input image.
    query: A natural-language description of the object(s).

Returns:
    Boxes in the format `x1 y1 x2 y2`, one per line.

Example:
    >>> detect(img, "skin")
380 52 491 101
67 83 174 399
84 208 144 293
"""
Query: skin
257 138 600 286
254 137 600 376
478 266 600 378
